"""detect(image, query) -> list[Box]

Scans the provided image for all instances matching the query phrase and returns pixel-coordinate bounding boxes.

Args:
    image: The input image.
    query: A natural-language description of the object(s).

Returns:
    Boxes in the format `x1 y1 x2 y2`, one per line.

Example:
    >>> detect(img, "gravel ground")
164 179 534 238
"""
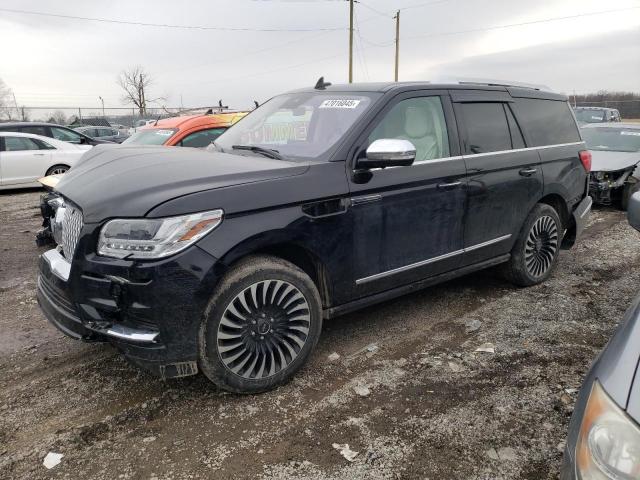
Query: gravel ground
1 189 639 479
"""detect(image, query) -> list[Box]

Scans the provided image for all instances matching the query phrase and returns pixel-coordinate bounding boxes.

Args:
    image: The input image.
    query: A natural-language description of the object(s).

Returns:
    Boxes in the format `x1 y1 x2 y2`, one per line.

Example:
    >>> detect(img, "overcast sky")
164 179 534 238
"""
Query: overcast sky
1 0 639 115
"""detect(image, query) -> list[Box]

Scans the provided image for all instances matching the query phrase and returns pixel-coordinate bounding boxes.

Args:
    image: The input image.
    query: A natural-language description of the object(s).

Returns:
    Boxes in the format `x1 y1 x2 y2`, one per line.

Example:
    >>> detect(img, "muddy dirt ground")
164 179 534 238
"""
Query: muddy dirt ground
1 189 639 480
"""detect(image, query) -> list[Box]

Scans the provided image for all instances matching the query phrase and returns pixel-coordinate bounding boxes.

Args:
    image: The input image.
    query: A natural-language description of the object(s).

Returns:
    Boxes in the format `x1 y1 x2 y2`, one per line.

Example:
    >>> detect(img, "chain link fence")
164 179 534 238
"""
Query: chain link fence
1 105 234 128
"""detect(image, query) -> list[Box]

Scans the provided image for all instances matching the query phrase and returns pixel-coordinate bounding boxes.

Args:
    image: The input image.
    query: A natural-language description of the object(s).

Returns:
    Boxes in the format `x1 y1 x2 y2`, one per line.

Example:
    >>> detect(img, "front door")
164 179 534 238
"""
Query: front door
0 136 52 185
349 92 467 298
452 93 543 265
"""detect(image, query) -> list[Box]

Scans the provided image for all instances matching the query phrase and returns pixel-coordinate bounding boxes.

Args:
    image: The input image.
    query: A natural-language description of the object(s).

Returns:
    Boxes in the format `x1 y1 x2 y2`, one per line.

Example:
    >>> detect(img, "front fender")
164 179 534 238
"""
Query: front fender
195 205 354 306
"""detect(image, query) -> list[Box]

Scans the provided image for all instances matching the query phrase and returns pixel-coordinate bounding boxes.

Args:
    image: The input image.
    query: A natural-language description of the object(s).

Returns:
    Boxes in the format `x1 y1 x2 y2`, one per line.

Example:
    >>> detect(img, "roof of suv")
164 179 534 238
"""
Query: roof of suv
287 81 566 101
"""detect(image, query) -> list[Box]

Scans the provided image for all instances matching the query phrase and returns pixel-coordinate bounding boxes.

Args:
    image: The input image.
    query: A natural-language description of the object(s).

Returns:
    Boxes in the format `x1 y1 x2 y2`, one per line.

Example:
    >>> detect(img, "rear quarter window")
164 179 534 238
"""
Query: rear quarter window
512 99 580 147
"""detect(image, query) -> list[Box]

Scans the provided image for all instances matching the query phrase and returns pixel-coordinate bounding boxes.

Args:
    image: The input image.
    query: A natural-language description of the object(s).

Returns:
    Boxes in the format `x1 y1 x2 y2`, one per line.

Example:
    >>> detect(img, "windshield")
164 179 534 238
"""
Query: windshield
123 128 177 145
215 92 380 160
582 128 640 152
575 108 607 123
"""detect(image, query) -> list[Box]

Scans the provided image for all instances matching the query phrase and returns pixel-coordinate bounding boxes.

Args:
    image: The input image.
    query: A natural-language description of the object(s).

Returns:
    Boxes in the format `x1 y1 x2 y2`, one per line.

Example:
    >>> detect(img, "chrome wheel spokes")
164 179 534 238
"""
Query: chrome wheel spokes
524 215 558 278
216 280 310 379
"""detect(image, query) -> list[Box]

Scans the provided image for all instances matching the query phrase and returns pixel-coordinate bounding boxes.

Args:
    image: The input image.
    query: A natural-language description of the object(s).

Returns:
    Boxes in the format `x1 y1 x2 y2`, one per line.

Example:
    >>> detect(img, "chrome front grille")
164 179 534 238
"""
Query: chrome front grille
61 205 83 260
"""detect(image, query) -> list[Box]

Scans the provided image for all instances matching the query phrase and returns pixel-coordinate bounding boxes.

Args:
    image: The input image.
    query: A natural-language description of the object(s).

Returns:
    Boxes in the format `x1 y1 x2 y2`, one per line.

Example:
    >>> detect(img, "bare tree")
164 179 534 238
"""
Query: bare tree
48 110 67 125
117 66 165 116
0 78 16 120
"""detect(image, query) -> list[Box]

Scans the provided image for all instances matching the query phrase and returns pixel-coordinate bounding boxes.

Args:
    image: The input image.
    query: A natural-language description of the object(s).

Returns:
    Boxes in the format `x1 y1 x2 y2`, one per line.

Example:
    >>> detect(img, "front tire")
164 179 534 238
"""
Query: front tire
199 255 322 393
46 164 70 176
504 203 562 287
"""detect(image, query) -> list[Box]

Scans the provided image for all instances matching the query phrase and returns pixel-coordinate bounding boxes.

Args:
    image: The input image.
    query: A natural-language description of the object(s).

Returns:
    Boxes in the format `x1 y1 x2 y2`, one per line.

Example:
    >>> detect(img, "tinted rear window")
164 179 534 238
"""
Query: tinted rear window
513 99 580 147
459 103 511 154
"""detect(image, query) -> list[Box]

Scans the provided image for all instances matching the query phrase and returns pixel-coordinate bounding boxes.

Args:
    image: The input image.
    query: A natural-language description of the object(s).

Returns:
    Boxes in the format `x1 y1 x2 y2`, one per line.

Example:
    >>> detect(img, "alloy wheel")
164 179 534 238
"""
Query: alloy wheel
524 215 558 277
49 167 68 175
216 280 311 379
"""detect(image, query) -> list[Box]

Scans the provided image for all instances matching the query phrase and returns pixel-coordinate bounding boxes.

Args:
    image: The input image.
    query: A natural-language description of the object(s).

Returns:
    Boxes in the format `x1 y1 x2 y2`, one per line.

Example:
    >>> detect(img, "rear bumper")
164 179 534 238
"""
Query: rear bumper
570 195 592 244
37 246 221 378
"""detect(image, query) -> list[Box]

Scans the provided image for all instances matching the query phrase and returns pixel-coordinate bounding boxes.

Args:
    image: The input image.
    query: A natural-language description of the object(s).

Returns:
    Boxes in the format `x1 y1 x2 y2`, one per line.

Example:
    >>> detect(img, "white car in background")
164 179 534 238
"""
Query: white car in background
0 132 91 190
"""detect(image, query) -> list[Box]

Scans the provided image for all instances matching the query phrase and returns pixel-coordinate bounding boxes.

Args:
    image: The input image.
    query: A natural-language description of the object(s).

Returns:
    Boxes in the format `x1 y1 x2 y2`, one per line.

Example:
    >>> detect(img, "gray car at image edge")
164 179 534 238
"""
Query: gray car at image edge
561 191 640 479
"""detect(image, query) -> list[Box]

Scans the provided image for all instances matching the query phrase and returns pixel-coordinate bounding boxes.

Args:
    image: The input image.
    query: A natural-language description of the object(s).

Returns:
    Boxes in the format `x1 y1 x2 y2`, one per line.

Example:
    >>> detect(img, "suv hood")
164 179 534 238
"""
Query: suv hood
591 150 640 172
55 145 307 222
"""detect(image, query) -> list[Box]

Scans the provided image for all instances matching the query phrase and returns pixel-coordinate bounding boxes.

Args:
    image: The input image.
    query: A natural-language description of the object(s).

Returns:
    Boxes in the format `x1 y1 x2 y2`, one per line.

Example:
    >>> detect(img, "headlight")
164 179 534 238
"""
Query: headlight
97 209 223 259
576 381 640 479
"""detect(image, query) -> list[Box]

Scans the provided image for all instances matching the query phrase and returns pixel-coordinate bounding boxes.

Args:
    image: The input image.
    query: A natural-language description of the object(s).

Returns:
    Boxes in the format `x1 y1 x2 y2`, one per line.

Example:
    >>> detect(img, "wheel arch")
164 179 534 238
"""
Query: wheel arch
537 193 573 249
45 163 70 176
217 234 333 309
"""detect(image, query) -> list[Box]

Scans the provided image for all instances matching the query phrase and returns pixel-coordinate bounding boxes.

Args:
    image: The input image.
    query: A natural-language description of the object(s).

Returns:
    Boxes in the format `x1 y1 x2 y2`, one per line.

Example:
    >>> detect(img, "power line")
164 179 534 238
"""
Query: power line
353 10 371 80
404 6 640 40
355 1 393 18
0 7 346 32
157 29 340 77
400 0 453 12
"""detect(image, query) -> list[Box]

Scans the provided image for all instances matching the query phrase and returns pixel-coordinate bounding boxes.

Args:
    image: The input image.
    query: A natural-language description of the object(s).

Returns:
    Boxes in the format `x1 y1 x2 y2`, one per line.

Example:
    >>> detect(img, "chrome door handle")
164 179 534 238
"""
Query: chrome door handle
437 181 462 190
519 168 537 176
33 153 46 156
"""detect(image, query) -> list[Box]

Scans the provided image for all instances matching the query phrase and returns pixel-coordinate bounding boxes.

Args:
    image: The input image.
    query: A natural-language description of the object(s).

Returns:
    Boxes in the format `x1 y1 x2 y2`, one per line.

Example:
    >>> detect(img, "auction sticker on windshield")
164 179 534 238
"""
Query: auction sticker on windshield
319 99 361 109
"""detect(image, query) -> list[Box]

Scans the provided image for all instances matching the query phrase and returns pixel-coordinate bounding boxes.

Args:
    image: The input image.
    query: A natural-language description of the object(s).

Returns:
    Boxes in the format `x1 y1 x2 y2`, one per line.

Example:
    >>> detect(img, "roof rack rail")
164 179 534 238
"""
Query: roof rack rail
431 75 551 91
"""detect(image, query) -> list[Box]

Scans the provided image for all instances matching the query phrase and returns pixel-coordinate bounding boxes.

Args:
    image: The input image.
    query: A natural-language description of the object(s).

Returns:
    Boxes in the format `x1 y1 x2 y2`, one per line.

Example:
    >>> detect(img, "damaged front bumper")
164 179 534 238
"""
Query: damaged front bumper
589 169 635 205
36 244 221 379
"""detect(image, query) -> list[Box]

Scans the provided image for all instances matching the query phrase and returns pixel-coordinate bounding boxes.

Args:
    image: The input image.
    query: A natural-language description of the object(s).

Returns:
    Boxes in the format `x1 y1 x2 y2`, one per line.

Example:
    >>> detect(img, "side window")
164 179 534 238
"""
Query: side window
51 127 83 143
180 128 227 148
4 137 41 151
368 96 450 162
33 138 56 150
21 126 48 137
459 103 511 154
505 105 525 149
511 99 580 147
97 128 111 137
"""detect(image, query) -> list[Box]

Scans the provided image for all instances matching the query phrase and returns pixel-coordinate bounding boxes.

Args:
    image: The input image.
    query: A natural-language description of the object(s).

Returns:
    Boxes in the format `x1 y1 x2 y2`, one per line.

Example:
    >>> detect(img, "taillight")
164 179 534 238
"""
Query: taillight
579 150 592 172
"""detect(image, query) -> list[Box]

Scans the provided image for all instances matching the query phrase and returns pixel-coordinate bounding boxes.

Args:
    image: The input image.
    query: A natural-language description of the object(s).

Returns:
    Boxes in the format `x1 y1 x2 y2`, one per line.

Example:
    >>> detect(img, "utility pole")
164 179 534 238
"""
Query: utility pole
11 92 19 120
99 96 105 117
348 0 354 83
394 10 400 82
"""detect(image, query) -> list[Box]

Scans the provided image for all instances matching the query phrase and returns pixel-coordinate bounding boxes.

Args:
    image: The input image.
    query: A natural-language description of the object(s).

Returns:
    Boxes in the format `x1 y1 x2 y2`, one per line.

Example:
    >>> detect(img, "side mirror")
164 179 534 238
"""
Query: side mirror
628 192 640 232
356 139 416 169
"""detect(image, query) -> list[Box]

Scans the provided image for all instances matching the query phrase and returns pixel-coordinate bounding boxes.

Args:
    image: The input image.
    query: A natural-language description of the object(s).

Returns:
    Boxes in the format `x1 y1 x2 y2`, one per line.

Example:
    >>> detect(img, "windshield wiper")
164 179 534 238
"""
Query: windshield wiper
231 145 283 160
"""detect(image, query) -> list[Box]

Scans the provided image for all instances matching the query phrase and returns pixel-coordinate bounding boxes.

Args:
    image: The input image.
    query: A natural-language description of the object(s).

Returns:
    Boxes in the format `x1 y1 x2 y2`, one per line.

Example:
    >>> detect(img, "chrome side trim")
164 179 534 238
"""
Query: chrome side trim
42 249 71 282
351 194 382 206
462 141 585 159
105 324 159 343
355 234 512 285
356 249 464 285
368 142 585 169
464 234 512 252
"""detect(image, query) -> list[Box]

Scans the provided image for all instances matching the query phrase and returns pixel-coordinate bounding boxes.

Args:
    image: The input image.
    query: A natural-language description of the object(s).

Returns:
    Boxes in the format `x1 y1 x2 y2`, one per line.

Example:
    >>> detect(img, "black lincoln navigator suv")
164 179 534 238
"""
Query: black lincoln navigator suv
37 80 592 393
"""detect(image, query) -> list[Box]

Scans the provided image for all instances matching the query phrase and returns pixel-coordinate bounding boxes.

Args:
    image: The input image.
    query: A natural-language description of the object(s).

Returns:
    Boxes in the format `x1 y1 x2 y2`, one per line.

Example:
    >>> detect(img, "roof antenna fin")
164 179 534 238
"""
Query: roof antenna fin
205 108 213 115
254 100 260 109
314 76 331 90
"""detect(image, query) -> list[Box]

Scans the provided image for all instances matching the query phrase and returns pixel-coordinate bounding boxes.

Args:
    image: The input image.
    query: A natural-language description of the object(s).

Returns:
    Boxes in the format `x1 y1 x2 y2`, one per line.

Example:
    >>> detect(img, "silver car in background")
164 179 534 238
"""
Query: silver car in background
584 123 640 210
561 191 640 479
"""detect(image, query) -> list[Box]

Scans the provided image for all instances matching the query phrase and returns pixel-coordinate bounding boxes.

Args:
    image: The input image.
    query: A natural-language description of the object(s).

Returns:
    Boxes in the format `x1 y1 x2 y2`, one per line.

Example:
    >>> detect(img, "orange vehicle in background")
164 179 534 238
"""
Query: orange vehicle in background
37 111 248 190
124 111 248 147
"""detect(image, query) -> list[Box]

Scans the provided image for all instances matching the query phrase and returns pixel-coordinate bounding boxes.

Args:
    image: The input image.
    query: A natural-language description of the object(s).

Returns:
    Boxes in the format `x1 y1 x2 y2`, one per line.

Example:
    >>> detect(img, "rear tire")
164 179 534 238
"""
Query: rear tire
504 203 563 287
46 164 70 176
198 255 322 393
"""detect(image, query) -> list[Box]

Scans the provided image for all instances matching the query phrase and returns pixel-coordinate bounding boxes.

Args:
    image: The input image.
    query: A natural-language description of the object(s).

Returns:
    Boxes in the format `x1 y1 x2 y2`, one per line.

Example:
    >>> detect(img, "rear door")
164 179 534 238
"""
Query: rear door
452 90 543 265
0 136 52 185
